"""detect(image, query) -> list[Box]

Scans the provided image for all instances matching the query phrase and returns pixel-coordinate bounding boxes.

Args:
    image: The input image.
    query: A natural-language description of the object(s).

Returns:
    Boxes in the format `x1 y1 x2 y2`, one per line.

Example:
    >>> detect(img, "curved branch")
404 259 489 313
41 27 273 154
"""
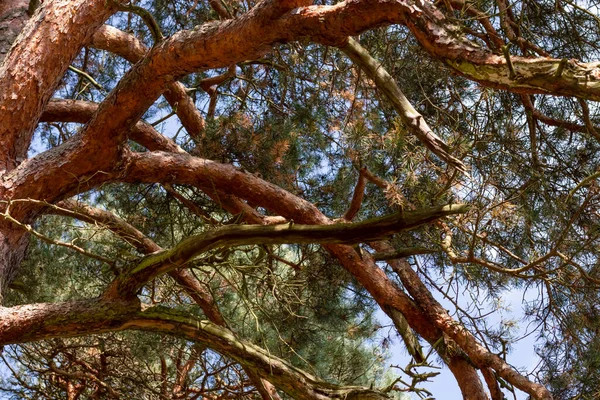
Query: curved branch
51 198 281 400
0 0 119 171
0 299 391 400
90 25 206 141
105 203 468 299
41 99 185 154
9 0 600 218
343 170 367 221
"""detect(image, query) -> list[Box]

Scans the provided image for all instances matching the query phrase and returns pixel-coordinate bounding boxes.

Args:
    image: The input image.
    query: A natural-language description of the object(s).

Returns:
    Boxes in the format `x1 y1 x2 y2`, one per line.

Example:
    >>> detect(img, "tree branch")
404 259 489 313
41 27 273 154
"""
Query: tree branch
51 149 488 397
0 0 119 172
105 204 468 299
42 99 186 154
9 0 600 219
340 38 468 173
0 299 391 400
89 25 207 142
119 150 493 397
342 169 367 221
370 240 552 400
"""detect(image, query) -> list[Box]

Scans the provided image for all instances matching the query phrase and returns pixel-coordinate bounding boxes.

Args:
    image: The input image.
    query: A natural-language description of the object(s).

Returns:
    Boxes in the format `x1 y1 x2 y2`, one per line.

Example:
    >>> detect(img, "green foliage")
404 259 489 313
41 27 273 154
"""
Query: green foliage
6 0 600 397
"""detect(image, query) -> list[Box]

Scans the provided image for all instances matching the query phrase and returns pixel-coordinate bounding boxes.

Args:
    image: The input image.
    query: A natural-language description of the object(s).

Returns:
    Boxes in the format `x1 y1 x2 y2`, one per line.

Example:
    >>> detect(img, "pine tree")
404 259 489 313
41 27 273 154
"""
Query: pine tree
2 0 600 398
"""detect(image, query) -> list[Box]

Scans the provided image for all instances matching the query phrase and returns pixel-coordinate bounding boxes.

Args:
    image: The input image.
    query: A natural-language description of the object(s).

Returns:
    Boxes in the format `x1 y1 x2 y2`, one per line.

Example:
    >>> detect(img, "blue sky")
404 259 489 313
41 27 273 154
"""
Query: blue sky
378 284 541 399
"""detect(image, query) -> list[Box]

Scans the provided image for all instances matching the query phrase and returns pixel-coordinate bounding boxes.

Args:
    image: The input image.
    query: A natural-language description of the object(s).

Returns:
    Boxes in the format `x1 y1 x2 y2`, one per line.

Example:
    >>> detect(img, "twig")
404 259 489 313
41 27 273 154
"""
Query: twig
68 66 104 91
342 169 367 221
0 201 114 265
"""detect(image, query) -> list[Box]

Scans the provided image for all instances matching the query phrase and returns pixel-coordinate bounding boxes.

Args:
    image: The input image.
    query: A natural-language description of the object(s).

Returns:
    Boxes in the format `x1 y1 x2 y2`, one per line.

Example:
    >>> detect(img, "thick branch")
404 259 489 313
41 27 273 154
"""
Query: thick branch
51 199 279 399
0 300 391 400
90 25 207 141
0 0 119 171
9 0 600 218
42 99 185 154
105 203 468 298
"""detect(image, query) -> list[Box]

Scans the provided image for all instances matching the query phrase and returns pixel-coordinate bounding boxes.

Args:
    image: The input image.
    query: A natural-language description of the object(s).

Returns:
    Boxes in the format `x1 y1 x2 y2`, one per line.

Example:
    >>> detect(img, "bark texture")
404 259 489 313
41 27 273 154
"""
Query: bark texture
2 0 593 397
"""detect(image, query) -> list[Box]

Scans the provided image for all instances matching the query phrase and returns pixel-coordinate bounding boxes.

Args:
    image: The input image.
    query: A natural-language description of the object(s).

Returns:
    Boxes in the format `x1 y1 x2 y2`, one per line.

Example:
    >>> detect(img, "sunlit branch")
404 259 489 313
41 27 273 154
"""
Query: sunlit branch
89 25 206 141
340 38 468 173
41 99 186 154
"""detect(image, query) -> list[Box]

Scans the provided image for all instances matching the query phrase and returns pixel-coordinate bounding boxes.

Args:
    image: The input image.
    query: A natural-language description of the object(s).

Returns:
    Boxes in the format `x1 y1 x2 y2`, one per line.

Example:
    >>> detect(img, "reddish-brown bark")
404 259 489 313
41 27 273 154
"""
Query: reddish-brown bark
0 0 119 172
120 151 492 396
0 227 29 303
42 99 185 153
370 241 552 399
4 0 593 397
89 25 207 140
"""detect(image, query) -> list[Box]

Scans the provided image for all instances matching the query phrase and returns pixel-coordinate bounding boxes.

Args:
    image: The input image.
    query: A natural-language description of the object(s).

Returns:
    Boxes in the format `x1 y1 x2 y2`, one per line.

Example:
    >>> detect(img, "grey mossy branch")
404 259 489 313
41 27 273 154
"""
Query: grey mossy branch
105 204 469 299
340 38 469 174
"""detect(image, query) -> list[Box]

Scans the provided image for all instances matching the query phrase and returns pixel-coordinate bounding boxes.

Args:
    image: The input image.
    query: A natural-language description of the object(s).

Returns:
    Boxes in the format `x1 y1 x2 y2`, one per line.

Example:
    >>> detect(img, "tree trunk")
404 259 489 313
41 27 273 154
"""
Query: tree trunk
0 226 29 303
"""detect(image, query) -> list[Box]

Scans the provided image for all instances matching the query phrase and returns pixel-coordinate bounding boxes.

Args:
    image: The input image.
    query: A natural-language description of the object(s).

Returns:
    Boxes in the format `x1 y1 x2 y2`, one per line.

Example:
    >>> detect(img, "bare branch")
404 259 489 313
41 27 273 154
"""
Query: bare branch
370 241 552 400
340 38 468 173
343 169 367 221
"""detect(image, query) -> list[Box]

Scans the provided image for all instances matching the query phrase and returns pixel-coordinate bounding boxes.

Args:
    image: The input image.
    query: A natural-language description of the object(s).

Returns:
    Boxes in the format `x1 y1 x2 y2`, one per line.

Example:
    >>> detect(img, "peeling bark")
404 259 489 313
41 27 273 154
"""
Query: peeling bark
89 25 207 141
